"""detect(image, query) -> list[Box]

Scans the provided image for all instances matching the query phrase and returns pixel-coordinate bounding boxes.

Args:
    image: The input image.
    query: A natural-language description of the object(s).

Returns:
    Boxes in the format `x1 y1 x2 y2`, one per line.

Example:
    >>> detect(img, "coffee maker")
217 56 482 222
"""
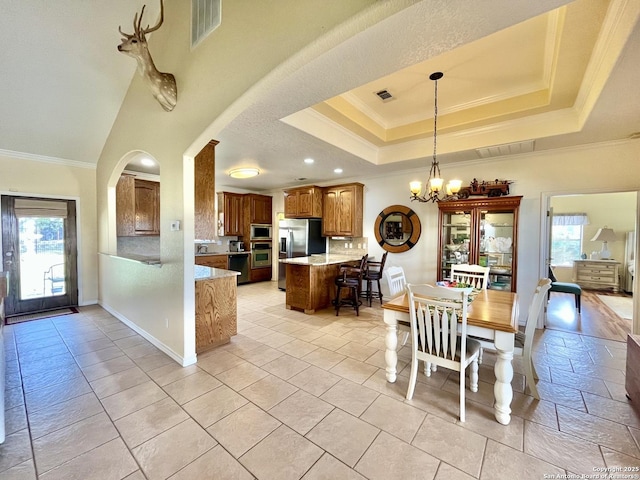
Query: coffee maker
229 241 245 252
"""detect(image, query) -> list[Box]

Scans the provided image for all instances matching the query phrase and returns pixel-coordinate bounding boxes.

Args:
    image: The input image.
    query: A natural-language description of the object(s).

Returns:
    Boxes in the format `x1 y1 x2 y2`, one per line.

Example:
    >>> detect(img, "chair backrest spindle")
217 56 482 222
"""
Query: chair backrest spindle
451 264 490 289
384 265 407 297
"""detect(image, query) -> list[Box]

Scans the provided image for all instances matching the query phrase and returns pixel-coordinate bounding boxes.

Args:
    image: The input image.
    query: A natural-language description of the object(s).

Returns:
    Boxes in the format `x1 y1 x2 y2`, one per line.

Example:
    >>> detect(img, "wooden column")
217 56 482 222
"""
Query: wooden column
194 140 218 240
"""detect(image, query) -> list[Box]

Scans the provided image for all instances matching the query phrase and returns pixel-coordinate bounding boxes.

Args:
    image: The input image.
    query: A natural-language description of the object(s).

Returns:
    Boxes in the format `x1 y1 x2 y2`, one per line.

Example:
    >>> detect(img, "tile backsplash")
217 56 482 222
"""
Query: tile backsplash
328 237 368 257
117 236 160 256
196 236 239 253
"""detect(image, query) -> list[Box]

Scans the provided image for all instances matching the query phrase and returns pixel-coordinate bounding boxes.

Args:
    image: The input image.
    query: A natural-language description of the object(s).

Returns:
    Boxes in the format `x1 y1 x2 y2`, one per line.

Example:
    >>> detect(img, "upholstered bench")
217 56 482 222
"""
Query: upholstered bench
548 267 582 313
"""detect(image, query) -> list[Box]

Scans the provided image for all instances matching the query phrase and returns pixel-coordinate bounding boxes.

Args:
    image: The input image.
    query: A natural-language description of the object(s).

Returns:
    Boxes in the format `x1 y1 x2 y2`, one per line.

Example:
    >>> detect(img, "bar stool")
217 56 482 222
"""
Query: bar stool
362 252 388 306
333 255 368 316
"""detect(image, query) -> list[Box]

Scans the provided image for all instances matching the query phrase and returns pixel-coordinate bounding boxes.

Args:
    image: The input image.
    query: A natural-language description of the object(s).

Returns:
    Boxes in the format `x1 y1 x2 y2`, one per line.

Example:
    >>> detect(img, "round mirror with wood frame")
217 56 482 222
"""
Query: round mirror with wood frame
374 205 422 253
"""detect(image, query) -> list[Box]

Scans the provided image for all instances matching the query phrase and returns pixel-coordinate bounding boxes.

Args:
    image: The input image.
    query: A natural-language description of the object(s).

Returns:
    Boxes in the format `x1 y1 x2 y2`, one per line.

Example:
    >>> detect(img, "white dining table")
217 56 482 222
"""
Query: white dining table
381 289 519 425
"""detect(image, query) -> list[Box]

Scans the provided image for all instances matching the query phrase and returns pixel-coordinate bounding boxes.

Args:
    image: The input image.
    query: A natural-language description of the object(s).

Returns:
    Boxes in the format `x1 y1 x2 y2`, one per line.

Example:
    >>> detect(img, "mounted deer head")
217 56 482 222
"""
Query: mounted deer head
118 0 177 112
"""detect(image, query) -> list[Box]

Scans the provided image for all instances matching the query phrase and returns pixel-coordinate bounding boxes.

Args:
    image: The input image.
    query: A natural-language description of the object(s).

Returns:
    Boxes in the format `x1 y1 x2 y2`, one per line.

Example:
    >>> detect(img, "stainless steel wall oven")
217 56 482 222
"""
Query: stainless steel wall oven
251 242 272 268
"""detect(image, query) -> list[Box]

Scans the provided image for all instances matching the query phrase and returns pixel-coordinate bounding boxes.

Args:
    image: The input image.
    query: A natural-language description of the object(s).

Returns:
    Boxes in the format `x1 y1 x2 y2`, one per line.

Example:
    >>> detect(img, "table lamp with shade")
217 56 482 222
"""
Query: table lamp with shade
591 227 617 259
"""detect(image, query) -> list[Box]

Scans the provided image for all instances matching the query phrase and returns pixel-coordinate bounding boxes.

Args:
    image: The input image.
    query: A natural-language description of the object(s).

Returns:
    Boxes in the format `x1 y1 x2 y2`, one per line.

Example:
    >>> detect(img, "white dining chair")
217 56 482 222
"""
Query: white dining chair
450 263 490 289
452 264 490 362
471 278 551 399
384 266 410 345
384 265 407 298
516 278 552 399
405 283 480 422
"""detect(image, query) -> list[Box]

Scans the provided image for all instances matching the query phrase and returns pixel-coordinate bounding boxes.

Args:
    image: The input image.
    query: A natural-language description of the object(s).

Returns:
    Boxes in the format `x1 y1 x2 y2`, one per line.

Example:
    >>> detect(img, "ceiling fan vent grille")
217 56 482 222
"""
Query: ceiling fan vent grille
375 89 393 101
475 140 535 159
191 0 221 48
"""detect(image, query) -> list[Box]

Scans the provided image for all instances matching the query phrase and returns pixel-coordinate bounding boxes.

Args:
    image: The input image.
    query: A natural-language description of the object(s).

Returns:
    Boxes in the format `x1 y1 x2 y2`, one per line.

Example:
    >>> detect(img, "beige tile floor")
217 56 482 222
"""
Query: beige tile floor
2 282 639 479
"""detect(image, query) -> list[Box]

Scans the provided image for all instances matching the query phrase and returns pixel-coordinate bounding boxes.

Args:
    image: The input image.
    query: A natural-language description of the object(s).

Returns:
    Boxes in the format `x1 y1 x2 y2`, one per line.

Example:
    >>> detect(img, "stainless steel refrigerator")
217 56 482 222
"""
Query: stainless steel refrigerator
278 218 326 290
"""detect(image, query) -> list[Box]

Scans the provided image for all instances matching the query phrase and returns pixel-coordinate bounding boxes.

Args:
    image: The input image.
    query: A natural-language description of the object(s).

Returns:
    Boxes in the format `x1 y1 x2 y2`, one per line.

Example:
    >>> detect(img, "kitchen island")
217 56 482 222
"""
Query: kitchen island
280 254 364 314
195 266 239 353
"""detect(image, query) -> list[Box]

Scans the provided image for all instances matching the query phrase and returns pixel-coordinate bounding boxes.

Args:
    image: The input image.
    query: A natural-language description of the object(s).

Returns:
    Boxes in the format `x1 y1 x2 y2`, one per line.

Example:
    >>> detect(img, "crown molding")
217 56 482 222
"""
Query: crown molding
573 0 640 124
280 108 380 164
0 148 96 169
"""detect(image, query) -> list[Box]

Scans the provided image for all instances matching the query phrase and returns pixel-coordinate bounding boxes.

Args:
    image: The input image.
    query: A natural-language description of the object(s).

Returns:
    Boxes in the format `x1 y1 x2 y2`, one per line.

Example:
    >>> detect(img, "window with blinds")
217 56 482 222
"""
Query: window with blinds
551 213 589 266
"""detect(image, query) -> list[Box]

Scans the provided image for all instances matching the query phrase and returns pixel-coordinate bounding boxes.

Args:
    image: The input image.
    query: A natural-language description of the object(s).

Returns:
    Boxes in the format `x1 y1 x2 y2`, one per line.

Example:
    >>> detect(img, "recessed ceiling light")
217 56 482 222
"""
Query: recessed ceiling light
304 158 314 164
140 158 155 167
229 168 260 179
334 168 343 174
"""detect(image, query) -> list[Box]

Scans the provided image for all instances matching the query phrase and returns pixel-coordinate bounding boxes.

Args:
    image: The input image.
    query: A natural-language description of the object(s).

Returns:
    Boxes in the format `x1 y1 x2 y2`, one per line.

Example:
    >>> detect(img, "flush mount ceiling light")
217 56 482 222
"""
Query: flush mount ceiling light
229 168 260 179
334 168 343 174
304 158 315 164
409 72 462 203
140 157 155 167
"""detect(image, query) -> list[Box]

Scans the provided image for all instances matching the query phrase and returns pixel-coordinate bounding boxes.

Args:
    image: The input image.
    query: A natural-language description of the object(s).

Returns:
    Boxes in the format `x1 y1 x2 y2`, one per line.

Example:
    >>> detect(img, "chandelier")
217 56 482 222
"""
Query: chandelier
410 72 462 203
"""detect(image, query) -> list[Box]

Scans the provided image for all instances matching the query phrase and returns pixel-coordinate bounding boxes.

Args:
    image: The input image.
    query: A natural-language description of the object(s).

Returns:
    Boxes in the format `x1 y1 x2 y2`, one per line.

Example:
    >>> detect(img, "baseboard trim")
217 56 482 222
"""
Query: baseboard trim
98 301 196 367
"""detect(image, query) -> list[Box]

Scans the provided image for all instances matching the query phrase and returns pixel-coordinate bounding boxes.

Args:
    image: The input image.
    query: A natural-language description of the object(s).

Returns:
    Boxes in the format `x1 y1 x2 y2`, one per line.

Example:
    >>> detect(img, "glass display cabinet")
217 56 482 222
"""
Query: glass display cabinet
437 196 522 292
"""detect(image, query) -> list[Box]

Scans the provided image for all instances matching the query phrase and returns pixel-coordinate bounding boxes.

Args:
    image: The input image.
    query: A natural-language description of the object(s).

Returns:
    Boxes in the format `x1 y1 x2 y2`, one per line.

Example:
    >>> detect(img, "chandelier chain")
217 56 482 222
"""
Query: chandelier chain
433 76 438 166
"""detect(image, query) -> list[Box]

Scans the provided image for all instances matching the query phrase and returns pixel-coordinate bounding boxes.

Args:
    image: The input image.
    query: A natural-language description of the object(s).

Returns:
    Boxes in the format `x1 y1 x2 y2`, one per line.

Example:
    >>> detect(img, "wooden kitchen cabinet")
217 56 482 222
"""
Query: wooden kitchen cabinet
194 140 217 240
322 183 364 237
250 266 272 283
116 175 136 236
195 254 228 269
195 275 237 353
217 192 244 236
284 186 323 218
116 175 160 236
437 196 521 292
246 194 272 224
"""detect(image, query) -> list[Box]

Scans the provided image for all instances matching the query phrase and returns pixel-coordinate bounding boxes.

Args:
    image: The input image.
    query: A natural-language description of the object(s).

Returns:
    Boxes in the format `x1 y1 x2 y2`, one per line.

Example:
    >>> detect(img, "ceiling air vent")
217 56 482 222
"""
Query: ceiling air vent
475 140 535 159
375 89 394 102
191 0 221 48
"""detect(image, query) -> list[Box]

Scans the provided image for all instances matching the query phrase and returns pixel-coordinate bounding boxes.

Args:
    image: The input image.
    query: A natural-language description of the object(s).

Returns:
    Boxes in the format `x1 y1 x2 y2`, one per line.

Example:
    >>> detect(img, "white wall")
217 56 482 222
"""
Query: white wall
0 153 98 305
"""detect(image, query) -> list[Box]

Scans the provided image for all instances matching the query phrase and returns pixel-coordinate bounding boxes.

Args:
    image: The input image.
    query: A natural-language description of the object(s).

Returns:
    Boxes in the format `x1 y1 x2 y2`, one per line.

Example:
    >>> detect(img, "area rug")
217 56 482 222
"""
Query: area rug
6 307 79 325
597 295 633 320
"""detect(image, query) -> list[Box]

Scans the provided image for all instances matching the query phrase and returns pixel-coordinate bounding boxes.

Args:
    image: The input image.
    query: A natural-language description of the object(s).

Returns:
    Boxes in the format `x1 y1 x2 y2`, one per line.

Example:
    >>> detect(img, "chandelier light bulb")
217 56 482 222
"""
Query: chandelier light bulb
448 179 462 193
410 181 422 195
429 177 444 192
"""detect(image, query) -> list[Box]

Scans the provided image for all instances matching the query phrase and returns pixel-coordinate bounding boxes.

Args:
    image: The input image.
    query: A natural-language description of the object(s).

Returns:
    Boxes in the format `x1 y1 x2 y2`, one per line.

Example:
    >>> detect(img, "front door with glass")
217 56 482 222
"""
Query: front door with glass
1 196 79 316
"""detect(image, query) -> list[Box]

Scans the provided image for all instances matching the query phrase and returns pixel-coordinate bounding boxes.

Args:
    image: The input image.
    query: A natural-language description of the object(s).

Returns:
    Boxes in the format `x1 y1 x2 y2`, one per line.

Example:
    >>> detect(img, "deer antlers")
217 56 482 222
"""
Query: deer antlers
118 0 164 42
117 0 177 112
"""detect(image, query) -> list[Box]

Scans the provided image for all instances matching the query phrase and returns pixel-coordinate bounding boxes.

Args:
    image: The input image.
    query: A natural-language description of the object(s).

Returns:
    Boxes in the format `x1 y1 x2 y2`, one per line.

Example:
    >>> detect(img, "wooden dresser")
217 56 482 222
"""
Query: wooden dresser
573 259 620 292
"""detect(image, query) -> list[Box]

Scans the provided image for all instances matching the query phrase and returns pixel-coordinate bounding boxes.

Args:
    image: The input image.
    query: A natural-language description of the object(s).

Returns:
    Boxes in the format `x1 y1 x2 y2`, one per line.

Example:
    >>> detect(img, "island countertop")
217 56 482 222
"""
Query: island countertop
195 266 240 281
279 253 364 266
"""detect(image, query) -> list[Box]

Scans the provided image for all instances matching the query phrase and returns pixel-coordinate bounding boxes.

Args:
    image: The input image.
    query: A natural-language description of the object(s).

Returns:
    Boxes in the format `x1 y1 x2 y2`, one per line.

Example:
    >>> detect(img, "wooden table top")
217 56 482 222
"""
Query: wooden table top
382 289 518 334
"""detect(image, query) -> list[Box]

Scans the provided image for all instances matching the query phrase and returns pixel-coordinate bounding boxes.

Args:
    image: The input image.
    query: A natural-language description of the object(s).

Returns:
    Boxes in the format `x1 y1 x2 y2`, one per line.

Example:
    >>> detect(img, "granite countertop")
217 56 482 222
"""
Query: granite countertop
101 253 161 266
279 253 364 266
195 251 250 256
195 265 241 281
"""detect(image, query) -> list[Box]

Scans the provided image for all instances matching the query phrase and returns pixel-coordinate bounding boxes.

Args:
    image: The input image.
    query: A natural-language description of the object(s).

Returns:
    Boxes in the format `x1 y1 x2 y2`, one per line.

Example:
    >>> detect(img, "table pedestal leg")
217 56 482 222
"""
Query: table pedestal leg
494 348 514 425
384 313 398 382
